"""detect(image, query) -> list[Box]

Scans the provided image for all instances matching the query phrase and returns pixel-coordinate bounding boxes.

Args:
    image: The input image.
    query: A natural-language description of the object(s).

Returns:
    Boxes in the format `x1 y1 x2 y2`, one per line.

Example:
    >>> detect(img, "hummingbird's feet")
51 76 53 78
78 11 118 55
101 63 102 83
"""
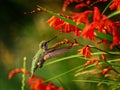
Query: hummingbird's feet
33 58 45 72
37 58 45 68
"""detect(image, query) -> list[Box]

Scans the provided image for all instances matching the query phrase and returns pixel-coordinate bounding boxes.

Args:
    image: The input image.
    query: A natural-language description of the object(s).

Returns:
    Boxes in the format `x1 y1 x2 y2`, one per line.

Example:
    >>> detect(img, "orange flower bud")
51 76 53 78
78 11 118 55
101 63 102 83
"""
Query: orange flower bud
102 67 112 75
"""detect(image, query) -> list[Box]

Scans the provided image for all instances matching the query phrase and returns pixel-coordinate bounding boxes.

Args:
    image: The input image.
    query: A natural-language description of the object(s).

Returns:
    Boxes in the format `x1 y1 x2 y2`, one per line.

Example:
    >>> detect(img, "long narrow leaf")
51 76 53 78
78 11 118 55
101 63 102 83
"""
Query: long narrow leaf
43 53 120 82
44 52 120 67
37 5 113 41
108 10 120 18
73 80 120 86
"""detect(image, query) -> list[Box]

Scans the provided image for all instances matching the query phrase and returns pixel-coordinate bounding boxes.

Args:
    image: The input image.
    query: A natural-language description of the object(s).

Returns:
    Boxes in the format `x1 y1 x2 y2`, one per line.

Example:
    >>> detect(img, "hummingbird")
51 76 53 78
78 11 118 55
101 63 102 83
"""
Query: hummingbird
31 36 72 76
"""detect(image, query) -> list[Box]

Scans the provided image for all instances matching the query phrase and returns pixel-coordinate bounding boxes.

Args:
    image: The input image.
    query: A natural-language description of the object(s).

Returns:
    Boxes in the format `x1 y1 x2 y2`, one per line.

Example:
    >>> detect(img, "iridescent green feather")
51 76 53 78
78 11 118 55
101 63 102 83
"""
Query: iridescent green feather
31 49 43 76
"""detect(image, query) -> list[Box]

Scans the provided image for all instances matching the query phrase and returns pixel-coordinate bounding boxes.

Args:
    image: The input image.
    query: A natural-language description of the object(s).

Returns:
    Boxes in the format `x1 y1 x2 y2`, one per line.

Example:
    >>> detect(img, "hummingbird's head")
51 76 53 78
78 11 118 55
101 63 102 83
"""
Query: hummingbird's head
39 36 57 52
39 40 48 52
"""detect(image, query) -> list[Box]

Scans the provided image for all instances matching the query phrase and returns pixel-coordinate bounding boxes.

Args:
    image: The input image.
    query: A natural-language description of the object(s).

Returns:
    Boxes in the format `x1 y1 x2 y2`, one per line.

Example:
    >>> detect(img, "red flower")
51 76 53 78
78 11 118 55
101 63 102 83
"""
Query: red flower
75 3 88 9
101 53 106 62
47 15 81 36
97 39 108 46
78 45 91 58
83 57 100 69
81 23 95 41
62 0 108 11
102 67 112 75
8 68 63 90
62 0 82 11
109 0 120 10
27 75 63 90
8 68 29 79
81 7 120 48
71 10 92 25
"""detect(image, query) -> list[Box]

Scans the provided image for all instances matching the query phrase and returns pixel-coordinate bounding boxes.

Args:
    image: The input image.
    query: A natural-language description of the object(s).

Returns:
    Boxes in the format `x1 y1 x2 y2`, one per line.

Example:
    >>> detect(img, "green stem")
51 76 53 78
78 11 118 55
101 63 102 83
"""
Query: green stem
102 1 112 14
73 80 120 86
108 10 120 18
21 57 26 90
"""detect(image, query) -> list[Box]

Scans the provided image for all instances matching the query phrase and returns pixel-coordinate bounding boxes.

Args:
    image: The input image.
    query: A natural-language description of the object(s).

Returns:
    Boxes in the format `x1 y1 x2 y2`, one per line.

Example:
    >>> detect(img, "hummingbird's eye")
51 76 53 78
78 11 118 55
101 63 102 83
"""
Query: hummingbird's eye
41 42 48 51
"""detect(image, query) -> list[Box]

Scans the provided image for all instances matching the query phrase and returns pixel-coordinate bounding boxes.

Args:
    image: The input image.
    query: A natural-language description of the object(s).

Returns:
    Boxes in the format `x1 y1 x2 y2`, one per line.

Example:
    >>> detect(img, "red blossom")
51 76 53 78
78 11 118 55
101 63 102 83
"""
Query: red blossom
115 21 120 26
75 3 88 9
81 23 95 41
8 68 29 79
62 0 108 11
81 7 120 48
83 57 100 69
62 0 82 11
24 8 44 14
27 75 63 90
47 15 81 36
78 45 91 58
97 39 108 46
101 53 107 62
71 10 93 25
102 67 112 75
109 0 120 10
8 69 63 90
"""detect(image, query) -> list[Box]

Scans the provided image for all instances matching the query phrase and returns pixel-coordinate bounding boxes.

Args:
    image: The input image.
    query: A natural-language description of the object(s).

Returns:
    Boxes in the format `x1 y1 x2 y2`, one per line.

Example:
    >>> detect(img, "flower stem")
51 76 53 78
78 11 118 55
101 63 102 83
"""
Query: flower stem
102 1 112 14
21 57 26 90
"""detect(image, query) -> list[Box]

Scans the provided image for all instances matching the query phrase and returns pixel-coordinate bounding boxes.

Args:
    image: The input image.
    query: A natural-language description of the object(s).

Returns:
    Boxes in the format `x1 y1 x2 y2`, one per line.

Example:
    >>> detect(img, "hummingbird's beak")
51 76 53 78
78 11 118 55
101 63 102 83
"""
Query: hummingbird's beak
46 36 57 43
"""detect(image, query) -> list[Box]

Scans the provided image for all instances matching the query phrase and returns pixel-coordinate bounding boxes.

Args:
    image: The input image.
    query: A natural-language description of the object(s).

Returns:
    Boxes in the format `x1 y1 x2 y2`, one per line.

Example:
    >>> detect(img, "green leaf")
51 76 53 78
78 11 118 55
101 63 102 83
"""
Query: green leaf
44 52 120 67
44 55 83 66
109 62 120 67
42 52 120 82
73 80 120 86
102 1 112 14
37 5 84 29
108 10 120 18
95 30 112 41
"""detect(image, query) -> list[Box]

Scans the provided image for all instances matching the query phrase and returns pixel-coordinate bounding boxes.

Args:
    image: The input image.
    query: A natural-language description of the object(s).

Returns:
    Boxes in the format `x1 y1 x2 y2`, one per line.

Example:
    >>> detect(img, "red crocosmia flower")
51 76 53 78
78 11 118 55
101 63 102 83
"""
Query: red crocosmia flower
81 7 120 48
109 27 120 49
102 67 112 75
81 23 95 41
8 68 29 79
62 0 82 11
109 0 120 10
27 75 63 90
71 10 93 25
47 15 81 36
9 69 63 90
115 21 120 26
83 57 99 69
75 3 88 9
101 53 106 62
78 45 91 58
73 27 81 36
47 16 64 28
97 39 108 46
83 57 96 69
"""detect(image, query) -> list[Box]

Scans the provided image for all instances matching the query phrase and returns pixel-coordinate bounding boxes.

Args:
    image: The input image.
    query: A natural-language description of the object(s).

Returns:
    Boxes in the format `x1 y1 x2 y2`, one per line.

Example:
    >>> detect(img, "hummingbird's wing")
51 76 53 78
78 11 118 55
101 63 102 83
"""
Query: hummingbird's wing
44 46 72 60
33 46 72 71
